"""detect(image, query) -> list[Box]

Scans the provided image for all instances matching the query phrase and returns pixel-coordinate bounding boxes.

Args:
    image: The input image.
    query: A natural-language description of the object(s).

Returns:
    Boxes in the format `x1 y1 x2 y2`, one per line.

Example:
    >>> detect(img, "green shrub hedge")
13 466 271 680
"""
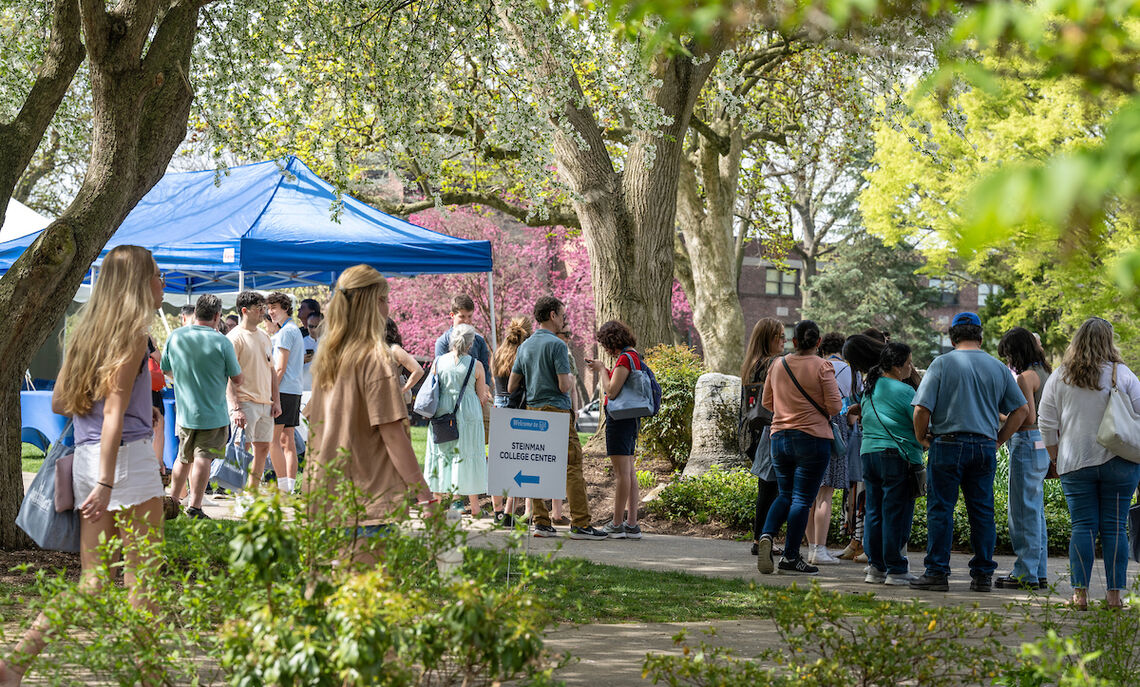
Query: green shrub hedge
650 448 1073 555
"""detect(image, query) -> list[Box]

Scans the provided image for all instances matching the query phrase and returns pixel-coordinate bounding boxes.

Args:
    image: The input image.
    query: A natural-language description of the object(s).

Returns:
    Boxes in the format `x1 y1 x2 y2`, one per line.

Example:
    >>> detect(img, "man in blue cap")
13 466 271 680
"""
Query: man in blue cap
910 311 1028 593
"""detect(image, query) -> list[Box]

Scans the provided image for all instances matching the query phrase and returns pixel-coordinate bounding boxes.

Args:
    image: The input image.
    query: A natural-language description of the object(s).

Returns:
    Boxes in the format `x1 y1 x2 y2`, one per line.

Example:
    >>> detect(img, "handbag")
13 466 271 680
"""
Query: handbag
430 357 476 444
16 422 81 553
781 356 847 457
867 390 926 499
55 452 75 512
413 362 441 418
211 427 250 492
1097 363 1140 463
606 349 656 420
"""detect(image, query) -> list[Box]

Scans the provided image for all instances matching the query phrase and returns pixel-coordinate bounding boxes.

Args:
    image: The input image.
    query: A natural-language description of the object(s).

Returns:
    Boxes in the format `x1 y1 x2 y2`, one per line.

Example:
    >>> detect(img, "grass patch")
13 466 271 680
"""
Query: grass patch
465 549 883 624
21 443 44 474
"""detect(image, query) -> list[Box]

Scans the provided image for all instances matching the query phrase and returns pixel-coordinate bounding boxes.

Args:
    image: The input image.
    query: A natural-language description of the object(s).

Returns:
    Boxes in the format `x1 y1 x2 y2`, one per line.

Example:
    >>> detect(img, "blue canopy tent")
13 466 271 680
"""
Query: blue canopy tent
0 156 496 332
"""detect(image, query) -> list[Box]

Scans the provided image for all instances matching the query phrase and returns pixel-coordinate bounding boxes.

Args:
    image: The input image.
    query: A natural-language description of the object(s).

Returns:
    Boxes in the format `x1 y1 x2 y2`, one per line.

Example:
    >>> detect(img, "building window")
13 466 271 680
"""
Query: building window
927 278 960 307
766 268 798 297
978 283 1003 307
784 325 795 351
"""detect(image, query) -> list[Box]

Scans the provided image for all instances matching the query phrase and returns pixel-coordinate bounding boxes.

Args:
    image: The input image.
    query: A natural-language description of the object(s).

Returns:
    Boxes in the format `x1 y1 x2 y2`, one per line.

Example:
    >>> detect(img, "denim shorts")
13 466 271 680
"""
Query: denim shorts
605 411 639 456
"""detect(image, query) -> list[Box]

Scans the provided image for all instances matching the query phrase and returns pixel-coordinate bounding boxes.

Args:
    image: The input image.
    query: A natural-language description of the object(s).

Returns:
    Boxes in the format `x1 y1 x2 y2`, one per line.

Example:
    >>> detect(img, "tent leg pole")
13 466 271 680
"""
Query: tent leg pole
487 271 498 349
238 270 245 292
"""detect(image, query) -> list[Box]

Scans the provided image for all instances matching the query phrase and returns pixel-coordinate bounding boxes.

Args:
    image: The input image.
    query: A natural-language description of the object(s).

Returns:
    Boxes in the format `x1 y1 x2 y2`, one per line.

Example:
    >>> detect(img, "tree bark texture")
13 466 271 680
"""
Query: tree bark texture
0 0 85 230
675 119 747 374
498 5 726 348
0 0 200 549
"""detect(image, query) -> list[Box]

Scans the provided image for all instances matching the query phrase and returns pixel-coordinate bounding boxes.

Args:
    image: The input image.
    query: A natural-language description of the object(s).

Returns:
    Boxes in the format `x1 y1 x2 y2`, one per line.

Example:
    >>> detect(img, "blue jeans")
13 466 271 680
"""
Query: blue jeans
1008 429 1049 581
763 429 831 562
924 434 997 579
1060 457 1140 590
862 449 915 575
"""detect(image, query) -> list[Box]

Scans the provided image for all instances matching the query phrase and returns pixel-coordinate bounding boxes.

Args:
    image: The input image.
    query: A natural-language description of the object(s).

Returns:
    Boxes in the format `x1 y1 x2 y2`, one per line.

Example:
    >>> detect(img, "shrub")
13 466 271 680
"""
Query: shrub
656 449 1072 555
636 469 656 490
639 344 707 469
649 466 757 529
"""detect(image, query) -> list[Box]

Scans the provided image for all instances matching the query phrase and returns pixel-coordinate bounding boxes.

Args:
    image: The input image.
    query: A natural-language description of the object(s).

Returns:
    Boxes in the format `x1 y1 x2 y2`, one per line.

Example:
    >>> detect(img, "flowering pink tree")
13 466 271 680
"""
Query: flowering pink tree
388 207 695 359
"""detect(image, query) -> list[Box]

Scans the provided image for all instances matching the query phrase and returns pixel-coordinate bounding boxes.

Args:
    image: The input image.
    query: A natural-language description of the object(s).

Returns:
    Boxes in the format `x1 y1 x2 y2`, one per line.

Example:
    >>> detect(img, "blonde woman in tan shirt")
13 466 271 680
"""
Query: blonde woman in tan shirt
755 320 843 576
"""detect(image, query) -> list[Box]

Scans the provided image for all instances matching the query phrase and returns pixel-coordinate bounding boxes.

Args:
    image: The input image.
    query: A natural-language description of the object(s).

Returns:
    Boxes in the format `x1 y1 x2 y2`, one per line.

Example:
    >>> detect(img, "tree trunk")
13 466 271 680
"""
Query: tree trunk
0 0 200 549
497 5 726 348
674 120 746 374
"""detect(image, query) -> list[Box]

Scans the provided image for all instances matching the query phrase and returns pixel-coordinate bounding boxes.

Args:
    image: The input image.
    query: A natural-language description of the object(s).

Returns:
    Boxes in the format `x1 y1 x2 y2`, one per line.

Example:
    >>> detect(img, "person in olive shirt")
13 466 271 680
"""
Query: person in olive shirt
859 342 923 586
508 296 607 540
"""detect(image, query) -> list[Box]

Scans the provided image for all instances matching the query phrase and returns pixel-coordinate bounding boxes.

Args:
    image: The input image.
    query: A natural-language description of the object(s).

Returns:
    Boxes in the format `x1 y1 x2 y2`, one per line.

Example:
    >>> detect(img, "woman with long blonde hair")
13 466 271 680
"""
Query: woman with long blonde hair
1 246 166 686
740 318 786 557
304 265 432 546
1039 317 1140 609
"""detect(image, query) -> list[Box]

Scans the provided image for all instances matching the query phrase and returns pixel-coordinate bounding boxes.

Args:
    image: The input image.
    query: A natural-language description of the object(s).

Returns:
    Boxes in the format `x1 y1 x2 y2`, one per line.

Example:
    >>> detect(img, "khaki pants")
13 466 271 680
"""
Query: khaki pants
528 406 588 528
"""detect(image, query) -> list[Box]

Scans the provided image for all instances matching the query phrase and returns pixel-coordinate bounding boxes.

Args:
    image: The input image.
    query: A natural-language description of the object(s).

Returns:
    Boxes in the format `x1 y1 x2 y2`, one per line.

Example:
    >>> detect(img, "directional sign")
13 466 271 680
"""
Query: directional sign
487 407 568 499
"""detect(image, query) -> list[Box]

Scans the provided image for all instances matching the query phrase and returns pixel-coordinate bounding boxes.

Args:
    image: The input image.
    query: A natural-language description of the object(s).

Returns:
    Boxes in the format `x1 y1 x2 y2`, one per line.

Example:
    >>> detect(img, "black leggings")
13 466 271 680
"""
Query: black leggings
753 478 780 542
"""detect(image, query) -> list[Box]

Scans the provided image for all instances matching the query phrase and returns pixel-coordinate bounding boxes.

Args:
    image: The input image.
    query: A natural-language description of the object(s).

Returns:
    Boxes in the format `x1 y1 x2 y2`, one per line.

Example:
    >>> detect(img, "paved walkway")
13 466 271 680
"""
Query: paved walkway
19 472 1127 686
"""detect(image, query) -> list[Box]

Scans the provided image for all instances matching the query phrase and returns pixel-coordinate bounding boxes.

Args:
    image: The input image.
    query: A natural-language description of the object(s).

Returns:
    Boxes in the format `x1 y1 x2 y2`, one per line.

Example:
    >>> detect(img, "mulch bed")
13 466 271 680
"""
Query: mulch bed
580 434 741 540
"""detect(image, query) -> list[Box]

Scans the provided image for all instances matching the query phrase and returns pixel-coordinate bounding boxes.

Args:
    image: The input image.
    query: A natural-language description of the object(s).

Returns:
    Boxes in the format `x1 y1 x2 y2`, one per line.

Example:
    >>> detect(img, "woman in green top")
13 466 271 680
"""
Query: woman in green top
860 342 923 585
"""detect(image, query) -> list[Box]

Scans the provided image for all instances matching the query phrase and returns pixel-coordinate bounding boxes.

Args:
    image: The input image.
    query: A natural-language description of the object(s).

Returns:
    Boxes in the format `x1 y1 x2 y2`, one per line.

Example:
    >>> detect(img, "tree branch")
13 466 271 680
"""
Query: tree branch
0 0 84 228
689 116 730 156
13 131 62 204
365 190 581 229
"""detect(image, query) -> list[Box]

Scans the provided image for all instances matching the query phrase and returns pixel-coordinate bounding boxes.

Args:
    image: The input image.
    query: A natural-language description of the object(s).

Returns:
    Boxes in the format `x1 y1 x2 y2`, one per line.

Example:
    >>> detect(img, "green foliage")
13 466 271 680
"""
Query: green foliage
803 232 939 365
644 583 1016 686
639 345 707 469
657 448 1072 554
636 469 656 490
649 466 757 529
15 470 560 685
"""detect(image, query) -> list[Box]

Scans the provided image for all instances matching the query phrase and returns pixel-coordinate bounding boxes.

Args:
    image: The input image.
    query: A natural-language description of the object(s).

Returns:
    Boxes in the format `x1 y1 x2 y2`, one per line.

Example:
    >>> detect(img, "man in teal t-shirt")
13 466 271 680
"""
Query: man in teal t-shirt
162 294 243 518
508 296 606 541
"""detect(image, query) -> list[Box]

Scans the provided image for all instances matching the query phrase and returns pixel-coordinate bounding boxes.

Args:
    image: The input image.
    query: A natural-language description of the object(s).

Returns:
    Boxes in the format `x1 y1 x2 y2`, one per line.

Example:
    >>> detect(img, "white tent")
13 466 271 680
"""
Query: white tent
1 199 51 243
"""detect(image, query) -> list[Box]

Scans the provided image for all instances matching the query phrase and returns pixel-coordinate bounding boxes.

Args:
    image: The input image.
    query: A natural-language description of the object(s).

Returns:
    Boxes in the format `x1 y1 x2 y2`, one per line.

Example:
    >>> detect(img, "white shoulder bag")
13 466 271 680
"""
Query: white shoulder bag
1096 363 1140 463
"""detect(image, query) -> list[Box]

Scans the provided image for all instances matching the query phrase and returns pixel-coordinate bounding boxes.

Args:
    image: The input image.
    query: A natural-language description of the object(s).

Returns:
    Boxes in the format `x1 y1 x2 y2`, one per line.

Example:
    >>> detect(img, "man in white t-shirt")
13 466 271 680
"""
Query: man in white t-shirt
226 291 281 494
266 292 305 493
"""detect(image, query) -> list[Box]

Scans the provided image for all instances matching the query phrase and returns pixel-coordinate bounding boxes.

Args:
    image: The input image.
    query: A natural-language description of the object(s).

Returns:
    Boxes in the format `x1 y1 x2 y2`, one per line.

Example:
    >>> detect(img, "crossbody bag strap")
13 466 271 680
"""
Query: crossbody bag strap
781 356 829 420
445 357 477 415
868 389 907 456
1112 362 1119 390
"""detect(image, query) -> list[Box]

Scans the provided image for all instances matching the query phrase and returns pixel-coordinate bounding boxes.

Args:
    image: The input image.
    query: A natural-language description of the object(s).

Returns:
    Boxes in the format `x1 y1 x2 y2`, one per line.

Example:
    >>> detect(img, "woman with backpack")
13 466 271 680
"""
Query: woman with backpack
740 318 785 557
756 320 843 575
586 320 645 540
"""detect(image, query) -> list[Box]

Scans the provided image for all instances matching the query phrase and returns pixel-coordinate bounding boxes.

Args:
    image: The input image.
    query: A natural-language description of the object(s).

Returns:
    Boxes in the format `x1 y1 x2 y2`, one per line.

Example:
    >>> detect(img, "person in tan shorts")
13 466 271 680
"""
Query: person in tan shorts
227 291 282 496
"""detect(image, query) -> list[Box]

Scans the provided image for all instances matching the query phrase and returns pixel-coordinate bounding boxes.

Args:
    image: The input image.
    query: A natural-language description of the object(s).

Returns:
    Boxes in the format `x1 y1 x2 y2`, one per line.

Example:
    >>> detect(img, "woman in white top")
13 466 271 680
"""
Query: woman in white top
1038 317 1140 609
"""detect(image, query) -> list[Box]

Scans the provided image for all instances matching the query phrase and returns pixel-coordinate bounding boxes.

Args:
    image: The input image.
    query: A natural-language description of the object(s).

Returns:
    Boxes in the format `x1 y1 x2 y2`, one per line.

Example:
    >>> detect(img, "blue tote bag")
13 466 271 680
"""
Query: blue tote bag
16 422 81 553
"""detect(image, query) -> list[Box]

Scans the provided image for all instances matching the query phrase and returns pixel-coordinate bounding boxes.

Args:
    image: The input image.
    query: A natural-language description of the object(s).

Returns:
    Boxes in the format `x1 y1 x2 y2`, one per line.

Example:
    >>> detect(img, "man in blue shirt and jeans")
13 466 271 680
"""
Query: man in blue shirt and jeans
910 312 1028 592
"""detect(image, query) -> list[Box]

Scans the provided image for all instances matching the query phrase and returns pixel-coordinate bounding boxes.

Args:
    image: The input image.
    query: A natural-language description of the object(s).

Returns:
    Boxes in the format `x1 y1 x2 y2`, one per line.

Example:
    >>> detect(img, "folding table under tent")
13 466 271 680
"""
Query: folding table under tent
0 156 497 336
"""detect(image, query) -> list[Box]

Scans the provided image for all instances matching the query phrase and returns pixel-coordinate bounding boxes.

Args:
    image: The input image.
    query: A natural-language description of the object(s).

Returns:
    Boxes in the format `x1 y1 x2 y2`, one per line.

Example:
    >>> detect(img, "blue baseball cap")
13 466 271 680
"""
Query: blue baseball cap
951 311 982 327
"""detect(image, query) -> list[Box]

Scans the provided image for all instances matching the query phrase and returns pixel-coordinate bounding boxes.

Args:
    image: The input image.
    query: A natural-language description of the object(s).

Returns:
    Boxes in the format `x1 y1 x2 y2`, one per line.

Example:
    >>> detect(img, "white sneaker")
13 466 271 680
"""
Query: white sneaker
865 568 887 584
814 547 841 565
885 572 918 586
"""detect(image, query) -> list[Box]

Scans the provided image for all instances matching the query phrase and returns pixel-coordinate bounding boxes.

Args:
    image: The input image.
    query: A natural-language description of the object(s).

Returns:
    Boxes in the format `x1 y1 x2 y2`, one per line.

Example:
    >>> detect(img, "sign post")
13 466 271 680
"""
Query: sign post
487 407 569 500
487 407 569 580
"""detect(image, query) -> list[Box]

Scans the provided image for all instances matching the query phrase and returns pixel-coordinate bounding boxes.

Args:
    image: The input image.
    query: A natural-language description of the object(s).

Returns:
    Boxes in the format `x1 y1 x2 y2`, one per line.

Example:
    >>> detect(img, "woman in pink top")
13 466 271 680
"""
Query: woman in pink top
755 320 843 576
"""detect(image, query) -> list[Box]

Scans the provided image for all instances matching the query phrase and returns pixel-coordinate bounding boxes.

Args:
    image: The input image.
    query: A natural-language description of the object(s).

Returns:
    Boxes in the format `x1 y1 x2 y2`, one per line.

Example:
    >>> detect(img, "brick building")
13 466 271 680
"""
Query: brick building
738 242 1003 355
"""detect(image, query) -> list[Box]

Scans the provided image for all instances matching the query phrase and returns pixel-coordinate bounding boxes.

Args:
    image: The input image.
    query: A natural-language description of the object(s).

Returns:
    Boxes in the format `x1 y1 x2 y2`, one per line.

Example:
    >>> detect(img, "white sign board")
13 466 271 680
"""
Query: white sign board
487 407 568 499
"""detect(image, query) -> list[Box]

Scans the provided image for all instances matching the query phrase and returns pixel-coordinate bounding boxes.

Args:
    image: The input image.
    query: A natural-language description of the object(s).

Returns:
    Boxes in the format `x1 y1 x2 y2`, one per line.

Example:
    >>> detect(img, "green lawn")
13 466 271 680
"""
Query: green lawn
21 443 44 474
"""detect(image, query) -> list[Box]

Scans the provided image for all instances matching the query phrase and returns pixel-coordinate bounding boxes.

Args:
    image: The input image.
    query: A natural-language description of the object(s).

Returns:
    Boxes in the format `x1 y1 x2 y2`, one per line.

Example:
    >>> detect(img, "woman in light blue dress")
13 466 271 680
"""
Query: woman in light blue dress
424 324 492 515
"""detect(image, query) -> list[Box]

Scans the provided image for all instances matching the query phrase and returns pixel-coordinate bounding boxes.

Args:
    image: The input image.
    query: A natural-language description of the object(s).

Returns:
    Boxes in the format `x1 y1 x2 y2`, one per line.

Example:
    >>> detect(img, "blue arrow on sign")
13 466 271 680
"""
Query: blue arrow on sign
514 470 540 487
